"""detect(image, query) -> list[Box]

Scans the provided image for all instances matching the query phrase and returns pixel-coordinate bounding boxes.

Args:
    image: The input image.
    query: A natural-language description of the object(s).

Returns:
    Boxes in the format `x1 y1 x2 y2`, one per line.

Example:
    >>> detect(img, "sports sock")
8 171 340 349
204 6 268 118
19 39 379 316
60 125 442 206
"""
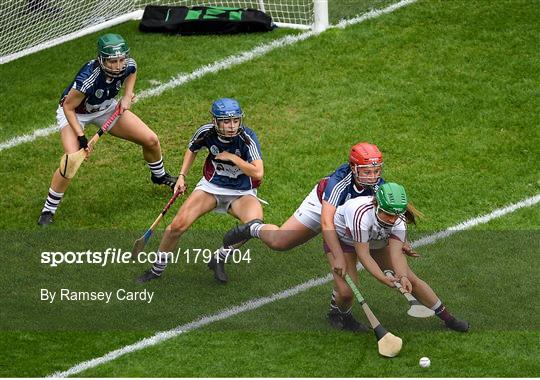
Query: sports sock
147 157 166 178
151 251 169 276
338 304 353 315
431 299 454 322
215 246 233 262
330 290 339 311
249 222 264 238
42 188 64 214
330 290 352 314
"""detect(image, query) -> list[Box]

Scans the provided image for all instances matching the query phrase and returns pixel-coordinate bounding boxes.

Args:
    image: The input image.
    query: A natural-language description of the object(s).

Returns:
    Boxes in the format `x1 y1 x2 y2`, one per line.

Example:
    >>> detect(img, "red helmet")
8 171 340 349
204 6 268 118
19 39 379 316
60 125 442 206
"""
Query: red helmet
349 142 383 167
349 142 383 186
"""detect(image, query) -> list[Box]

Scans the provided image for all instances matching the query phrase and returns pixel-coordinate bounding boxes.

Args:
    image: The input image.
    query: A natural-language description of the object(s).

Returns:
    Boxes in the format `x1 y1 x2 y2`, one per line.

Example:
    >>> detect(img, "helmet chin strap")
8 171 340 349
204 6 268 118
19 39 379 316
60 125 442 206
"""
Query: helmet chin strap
98 56 127 78
214 118 243 140
104 69 124 78
354 177 377 188
217 136 233 143
351 164 381 187
375 205 398 228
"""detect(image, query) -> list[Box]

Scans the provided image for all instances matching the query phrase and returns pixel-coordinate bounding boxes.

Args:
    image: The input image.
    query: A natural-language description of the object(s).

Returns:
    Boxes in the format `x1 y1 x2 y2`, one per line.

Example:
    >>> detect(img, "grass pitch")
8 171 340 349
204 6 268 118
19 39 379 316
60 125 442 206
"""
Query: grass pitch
0 0 538 377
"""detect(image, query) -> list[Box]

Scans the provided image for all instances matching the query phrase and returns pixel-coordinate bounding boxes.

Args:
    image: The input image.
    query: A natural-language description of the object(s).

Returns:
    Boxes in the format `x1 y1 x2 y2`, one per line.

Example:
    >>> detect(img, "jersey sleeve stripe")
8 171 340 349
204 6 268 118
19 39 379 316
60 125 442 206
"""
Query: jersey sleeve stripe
352 206 363 242
327 172 352 205
328 173 351 204
188 124 213 147
389 234 403 241
245 134 262 161
80 67 100 93
126 58 137 70
352 204 373 242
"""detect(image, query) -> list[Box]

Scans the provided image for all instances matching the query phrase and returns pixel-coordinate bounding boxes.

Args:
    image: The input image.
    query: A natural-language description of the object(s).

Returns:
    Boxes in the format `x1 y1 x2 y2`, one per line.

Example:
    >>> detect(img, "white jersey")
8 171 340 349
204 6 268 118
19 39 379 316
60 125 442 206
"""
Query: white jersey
334 196 407 249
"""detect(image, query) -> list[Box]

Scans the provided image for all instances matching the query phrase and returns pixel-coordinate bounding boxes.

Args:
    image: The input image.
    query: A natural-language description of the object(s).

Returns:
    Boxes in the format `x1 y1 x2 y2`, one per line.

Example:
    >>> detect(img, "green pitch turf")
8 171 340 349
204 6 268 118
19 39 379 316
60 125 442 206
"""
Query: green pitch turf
0 0 538 377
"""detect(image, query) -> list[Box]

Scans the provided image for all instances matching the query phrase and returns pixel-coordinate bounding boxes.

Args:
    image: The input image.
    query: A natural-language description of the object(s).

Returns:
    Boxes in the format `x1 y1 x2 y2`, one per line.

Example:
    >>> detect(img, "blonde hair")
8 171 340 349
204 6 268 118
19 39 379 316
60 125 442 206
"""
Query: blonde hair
372 197 423 225
404 203 423 225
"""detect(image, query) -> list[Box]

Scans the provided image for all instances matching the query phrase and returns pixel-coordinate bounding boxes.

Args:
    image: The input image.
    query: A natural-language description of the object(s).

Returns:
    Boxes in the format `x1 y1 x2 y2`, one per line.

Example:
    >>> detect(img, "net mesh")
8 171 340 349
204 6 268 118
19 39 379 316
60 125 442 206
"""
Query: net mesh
168 1 313 26
0 0 314 63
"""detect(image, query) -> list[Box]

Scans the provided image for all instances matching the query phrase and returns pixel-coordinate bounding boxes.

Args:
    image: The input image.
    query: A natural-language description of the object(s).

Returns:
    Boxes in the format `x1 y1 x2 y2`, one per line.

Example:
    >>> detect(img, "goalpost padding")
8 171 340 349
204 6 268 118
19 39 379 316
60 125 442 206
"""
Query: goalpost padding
0 0 328 64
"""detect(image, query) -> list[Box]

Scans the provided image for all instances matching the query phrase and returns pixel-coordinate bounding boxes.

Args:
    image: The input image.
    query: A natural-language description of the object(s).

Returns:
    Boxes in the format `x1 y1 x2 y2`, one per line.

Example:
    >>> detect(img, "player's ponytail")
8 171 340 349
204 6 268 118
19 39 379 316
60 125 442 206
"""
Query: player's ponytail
193 128 217 147
372 198 422 225
404 203 423 225
238 128 252 146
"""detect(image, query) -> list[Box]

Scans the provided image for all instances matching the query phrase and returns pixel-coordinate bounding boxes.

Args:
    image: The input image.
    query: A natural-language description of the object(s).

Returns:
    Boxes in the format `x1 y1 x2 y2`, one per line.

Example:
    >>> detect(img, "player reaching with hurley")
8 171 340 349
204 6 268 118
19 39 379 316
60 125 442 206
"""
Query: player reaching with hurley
330 182 469 332
223 143 414 331
136 98 264 284
37 33 177 226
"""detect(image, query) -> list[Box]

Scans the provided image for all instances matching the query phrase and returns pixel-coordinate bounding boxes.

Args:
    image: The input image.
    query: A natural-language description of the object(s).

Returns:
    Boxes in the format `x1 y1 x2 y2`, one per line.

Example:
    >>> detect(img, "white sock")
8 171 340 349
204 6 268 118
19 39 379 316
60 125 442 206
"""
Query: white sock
215 246 232 262
42 188 64 214
147 157 166 178
249 222 264 238
151 251 170 276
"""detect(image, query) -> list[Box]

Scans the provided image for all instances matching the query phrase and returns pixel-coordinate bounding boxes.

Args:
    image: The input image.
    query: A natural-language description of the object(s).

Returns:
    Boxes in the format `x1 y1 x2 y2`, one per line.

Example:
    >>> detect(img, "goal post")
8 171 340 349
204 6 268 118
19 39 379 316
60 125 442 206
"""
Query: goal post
313 0 329 33
0 0 329 65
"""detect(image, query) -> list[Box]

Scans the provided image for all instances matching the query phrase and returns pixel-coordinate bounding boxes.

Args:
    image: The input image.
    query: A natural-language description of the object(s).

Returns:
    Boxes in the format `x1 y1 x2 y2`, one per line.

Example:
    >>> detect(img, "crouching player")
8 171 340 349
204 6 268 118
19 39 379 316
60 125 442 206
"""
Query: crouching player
137 98 264 283
331 182 469 332
38 33 176 225
224 143 416 331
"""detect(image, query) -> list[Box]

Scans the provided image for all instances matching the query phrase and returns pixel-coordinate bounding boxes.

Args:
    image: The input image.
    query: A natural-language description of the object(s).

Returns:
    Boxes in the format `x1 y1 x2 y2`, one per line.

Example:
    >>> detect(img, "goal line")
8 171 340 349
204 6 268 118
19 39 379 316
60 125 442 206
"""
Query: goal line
0 0 329 64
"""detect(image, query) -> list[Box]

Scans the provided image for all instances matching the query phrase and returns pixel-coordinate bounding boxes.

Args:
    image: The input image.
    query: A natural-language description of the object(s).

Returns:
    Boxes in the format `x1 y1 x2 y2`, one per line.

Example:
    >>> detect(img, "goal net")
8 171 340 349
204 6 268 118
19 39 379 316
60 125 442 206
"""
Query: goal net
0 0 328 64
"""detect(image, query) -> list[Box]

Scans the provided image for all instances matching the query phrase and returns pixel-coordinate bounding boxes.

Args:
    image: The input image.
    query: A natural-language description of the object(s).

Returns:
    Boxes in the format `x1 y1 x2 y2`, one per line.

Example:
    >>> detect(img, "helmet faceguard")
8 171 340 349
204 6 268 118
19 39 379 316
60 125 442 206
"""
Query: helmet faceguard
211 98 244 141
375 183 408 227
349 142 383 186
97 33 130 78
374 209 399 228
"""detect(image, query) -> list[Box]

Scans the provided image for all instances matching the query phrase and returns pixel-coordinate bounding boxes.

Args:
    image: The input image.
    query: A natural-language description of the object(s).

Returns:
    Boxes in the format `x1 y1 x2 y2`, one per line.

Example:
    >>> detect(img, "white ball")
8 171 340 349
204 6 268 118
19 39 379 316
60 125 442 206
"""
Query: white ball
419 357 431 368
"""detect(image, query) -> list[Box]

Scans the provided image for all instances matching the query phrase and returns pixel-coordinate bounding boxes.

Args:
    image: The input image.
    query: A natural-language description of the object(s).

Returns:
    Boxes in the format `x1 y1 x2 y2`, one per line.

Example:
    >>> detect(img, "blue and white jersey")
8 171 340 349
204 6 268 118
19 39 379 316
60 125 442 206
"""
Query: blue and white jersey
316 163 384 207
188 124 263 190
59 58 137 114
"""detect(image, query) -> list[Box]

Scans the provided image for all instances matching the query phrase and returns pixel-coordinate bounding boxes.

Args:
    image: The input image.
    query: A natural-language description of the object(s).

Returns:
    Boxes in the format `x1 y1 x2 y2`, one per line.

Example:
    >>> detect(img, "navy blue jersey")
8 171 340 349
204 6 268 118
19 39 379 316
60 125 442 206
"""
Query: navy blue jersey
60 58 137 114
316 163 384 206
188 124 263 190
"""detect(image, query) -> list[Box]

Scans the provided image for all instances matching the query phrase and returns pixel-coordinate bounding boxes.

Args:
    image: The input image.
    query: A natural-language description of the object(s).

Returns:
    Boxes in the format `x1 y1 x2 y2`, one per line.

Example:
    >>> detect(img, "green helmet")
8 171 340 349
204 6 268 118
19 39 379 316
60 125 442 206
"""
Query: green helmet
97 33 130 77
375 183 408 215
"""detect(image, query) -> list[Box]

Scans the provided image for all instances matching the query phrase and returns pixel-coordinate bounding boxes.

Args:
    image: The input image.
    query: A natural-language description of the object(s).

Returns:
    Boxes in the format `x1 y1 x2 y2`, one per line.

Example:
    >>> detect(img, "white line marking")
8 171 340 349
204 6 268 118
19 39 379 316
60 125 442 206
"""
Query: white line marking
49 276 333 378
335 0 417 29
413 194 540 248
135 31 315 100
49 193 539 377
0 0 417 153
0 125 58 152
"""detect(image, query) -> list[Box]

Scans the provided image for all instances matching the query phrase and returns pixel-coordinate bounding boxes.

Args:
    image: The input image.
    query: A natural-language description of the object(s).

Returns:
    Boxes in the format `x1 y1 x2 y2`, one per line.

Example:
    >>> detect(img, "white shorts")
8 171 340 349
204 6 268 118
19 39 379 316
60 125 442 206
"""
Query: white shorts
194 178 259 214
293 184 322 232
56 100 118 131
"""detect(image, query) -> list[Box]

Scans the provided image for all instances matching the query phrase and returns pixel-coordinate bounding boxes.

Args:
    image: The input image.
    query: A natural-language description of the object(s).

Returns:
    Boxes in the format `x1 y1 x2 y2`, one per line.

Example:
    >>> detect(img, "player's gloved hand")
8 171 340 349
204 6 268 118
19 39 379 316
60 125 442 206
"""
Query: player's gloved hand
402 241 420 257
78 135 88 150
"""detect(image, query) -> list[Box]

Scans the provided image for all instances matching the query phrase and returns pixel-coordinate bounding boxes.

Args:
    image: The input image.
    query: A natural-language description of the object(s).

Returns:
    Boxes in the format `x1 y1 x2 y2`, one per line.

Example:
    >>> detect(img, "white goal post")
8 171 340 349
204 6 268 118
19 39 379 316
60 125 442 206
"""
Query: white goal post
0 0 329 65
